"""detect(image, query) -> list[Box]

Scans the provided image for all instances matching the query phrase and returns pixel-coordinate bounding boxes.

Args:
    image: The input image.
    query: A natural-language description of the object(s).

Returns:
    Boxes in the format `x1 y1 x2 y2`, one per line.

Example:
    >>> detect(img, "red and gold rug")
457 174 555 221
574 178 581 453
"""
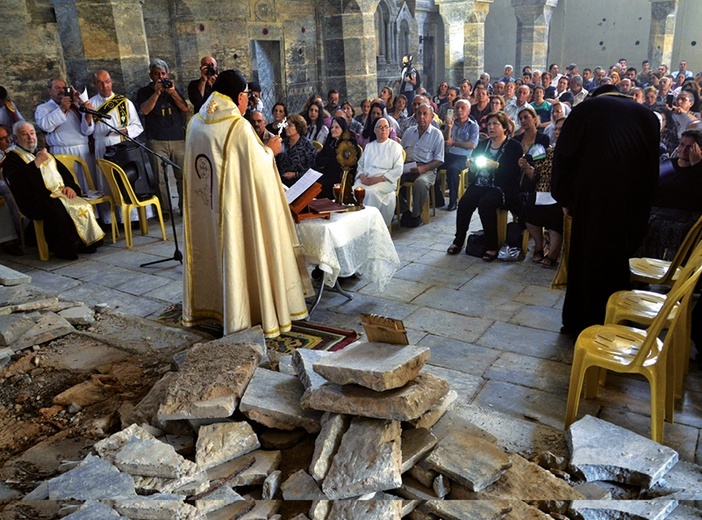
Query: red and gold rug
155 304 358 353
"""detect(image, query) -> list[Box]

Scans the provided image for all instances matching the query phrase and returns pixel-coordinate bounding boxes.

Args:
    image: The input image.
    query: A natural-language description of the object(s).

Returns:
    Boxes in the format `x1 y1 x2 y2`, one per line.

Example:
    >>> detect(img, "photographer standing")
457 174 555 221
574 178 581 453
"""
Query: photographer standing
35 79 96 193
188 56 218 113
398 55 420 111
137 59 188 215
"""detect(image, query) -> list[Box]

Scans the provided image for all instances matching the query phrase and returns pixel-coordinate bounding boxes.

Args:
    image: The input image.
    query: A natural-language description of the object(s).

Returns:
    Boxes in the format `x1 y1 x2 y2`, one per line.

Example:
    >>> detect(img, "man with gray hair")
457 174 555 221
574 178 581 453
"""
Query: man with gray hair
137 58 189 214
568 75 588 106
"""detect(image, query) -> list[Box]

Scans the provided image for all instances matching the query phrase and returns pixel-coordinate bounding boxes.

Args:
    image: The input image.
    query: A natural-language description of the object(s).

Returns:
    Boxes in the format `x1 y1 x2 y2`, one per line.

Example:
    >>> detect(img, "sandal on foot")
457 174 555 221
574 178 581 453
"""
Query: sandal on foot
541 255 557 268
447 244 461 255
532 249 545 263
482 251 498 262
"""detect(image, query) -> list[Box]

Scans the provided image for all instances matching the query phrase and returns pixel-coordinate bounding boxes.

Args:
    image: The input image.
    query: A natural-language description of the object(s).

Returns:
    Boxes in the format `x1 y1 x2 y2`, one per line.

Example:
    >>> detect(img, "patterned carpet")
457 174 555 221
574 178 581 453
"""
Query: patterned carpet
155 303 358 352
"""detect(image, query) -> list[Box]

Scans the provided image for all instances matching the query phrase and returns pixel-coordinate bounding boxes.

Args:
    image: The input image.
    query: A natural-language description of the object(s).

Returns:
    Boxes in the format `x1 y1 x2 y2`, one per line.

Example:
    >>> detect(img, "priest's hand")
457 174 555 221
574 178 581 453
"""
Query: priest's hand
61 186 77 199
267 136 282 155
34 149 50 167
282 171 296 180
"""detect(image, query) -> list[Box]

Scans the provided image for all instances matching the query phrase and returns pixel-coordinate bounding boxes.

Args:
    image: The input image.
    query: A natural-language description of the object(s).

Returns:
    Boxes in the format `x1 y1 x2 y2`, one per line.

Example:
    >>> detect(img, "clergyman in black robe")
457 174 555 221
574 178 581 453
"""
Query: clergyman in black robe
552 86 659 335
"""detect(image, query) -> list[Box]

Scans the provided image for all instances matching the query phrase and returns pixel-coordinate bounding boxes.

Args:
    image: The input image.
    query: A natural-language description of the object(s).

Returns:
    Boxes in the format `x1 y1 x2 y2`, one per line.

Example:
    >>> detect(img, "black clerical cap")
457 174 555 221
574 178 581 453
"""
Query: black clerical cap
588 84 620 98
213 70 247 101
248 81 261 93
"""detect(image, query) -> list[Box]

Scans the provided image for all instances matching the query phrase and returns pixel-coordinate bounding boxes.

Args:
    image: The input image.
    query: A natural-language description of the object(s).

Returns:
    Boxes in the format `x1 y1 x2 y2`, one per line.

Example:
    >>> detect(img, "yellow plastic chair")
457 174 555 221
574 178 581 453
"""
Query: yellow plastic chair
605 245 702 399
55 154 118 244
312 140 323 152
629 214 702 286
2 172 49 261
564 263 702 443
96 159 167 249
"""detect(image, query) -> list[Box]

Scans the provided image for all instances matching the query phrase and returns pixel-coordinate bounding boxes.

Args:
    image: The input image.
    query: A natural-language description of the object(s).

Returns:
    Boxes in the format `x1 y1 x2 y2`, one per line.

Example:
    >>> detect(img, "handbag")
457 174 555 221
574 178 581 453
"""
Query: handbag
465 231 486 257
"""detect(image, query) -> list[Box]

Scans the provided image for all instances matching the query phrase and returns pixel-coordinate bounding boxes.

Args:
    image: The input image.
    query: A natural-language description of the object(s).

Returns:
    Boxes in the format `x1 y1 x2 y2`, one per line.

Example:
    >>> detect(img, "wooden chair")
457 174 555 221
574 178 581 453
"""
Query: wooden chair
629 214 702 286
96 159 167 249
564 262 702 443
55 154 118 243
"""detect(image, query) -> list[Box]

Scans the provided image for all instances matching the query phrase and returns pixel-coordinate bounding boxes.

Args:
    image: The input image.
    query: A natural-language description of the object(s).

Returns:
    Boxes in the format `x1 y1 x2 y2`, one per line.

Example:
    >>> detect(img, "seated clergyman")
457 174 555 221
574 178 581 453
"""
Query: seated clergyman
4 121 104 260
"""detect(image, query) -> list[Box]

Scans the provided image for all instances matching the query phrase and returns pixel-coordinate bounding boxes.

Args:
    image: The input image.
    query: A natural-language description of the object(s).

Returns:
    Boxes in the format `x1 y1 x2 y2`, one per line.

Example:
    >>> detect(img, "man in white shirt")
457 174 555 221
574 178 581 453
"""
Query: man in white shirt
569 75 589 106
35 79 96 193
505 84 531 132
400 103 445 227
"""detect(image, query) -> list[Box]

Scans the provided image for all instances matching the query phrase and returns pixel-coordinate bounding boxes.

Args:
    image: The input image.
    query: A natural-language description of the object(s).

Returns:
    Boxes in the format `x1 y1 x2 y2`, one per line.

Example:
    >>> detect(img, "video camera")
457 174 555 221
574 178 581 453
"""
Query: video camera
160 78 173 89
62 86 74 98
205 64 218 77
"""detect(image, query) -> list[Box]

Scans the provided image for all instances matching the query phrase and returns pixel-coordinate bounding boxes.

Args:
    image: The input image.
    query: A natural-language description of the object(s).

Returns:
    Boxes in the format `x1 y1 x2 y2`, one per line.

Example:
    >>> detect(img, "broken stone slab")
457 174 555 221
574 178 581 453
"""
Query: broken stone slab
309 500 331 520
569 499 678 520
573 482 613 500
423 432 511 492
448 453 585 500
505 500 554 519
195 485 244 515
195 421 260 470
281 469 328 500
22 481 49 500
228 450 283 487
401 428 437 473
0 346 12 368
423 500 513 519
301 372 449 421
259 428 308 450
238 500 282 518
58 305 96 326
62 500 126 519
327 499 403 519
158 341 262 421
309 412 351 483
11 312 74 351
405 389 458 430
93 424 158 463
322 417 402 500
277 354 295 375
53 376 117 407
567 415 679 488
206 500 256 520
312 342 430 391
206 453 256 486
131 467 209 496
0 314 35 346
240 367 322 433
0 297 59 315
0 264 31 286
263 469 282 499
48 454 136 500
113 438 199 479
396 474 444 500
644 460 702 500
292 348 332 390
165 434 194 456
407 463 439 489
111 493 198 520
0 284 54 307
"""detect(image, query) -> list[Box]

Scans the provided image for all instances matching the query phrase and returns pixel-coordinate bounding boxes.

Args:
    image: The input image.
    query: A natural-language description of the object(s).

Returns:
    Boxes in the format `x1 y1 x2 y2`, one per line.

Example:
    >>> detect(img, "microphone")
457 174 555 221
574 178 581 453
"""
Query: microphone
78 105 106 118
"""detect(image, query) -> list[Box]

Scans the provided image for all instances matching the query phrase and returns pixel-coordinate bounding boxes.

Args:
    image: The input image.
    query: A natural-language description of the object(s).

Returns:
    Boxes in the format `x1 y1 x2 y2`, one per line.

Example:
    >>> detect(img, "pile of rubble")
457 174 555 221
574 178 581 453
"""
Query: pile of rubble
12 326 700 520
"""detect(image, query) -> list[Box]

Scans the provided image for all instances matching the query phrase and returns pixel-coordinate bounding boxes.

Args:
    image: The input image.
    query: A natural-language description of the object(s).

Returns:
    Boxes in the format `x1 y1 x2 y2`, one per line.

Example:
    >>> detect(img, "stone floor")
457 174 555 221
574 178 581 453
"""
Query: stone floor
1 207 700 465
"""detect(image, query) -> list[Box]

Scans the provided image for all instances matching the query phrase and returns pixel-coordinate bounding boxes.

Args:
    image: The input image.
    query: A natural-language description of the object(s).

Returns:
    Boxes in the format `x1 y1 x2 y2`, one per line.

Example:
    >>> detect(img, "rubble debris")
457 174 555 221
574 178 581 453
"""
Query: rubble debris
195 421 260 470
47 454 136 500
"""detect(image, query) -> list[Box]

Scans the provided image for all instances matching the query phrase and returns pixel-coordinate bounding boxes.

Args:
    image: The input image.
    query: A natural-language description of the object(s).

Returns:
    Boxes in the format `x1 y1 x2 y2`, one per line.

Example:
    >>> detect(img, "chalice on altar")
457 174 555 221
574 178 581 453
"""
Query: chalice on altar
353 186 365 207
333 183 342 203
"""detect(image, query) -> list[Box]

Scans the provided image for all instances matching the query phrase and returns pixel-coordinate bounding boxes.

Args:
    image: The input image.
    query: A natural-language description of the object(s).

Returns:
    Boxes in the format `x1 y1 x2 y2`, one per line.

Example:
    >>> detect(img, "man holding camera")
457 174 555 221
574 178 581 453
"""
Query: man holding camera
35 79 96 193
137 59 188 215
188 56 218 113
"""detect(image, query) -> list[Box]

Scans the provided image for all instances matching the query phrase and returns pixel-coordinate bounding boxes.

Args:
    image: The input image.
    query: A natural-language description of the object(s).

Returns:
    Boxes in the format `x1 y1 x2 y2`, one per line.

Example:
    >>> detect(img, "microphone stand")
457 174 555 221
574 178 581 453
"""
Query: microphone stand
89 111 183 267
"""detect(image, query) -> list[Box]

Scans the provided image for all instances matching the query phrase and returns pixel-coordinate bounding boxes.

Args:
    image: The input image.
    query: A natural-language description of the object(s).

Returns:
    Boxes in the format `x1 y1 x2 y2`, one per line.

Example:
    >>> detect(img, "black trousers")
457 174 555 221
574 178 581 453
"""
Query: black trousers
453 185 510 251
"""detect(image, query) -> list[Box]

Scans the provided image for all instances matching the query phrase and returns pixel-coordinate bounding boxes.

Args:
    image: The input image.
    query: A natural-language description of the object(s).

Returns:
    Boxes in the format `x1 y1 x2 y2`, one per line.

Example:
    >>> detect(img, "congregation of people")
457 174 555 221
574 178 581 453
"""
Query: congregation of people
1 54 701 341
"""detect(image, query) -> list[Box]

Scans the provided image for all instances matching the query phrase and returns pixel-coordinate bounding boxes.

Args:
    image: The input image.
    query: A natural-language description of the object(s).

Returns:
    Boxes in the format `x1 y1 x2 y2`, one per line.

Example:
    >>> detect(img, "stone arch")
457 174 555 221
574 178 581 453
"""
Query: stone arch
375 0 392 59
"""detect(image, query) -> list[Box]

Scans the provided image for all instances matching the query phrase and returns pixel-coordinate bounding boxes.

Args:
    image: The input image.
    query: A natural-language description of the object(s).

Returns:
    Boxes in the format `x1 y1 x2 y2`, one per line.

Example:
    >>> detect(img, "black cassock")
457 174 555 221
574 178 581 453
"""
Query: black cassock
4 149 85 259
552 93 659 335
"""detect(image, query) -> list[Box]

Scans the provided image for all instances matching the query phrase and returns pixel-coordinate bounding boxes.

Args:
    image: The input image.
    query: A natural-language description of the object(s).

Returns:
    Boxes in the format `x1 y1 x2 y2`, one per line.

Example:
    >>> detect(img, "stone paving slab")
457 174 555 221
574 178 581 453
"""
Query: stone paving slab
195 421 260 470
508 304 563 333
326 292 418 320
301 372 450 421
59 283 165 318
514 284 563 308
309 413 350 483
483 351 572 395
568 415 679 488
18 270 82 293
422 499 512 519
417 334 500 374
81 265 171 296
357 277 430 302
0 263 31 285
48 455 136 500
401 428 437 472
420 365 482 406
474 379 599 431
312 342 430 391
476 321 573 362
393 262 473 290
404 306 494 344
292 348 331 391
327 499 403 519
240 368 322 433
12 312 74 352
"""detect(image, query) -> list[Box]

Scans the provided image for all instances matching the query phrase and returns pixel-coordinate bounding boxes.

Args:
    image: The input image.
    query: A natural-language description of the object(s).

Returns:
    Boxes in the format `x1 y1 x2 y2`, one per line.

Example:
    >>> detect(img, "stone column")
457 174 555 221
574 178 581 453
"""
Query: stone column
464 0 493 82
336 1 379 104
53 0 150 98
511 0 559 72
648 0 679 70
435 0 471 86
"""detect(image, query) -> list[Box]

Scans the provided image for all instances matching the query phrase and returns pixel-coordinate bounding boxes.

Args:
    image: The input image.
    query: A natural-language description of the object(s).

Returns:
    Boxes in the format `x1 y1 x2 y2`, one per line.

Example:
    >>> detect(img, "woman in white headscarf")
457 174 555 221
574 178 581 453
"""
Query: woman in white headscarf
544 100 570 143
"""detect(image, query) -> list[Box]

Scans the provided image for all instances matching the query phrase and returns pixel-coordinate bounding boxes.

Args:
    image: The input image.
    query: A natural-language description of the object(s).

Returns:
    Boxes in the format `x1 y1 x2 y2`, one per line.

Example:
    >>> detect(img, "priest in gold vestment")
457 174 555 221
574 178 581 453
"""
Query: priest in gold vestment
4 121 104 260
183 70 309 337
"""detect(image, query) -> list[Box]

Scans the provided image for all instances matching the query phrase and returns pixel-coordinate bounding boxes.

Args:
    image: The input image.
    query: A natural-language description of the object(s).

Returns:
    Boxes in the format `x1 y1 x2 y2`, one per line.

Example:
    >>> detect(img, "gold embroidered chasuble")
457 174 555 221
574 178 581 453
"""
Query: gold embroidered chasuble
183 93 308 338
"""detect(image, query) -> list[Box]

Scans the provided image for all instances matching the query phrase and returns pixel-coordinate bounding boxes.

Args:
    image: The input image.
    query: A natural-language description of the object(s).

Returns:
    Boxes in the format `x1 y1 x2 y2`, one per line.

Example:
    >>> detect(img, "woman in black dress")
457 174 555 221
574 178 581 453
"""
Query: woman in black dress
314 117 358 199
